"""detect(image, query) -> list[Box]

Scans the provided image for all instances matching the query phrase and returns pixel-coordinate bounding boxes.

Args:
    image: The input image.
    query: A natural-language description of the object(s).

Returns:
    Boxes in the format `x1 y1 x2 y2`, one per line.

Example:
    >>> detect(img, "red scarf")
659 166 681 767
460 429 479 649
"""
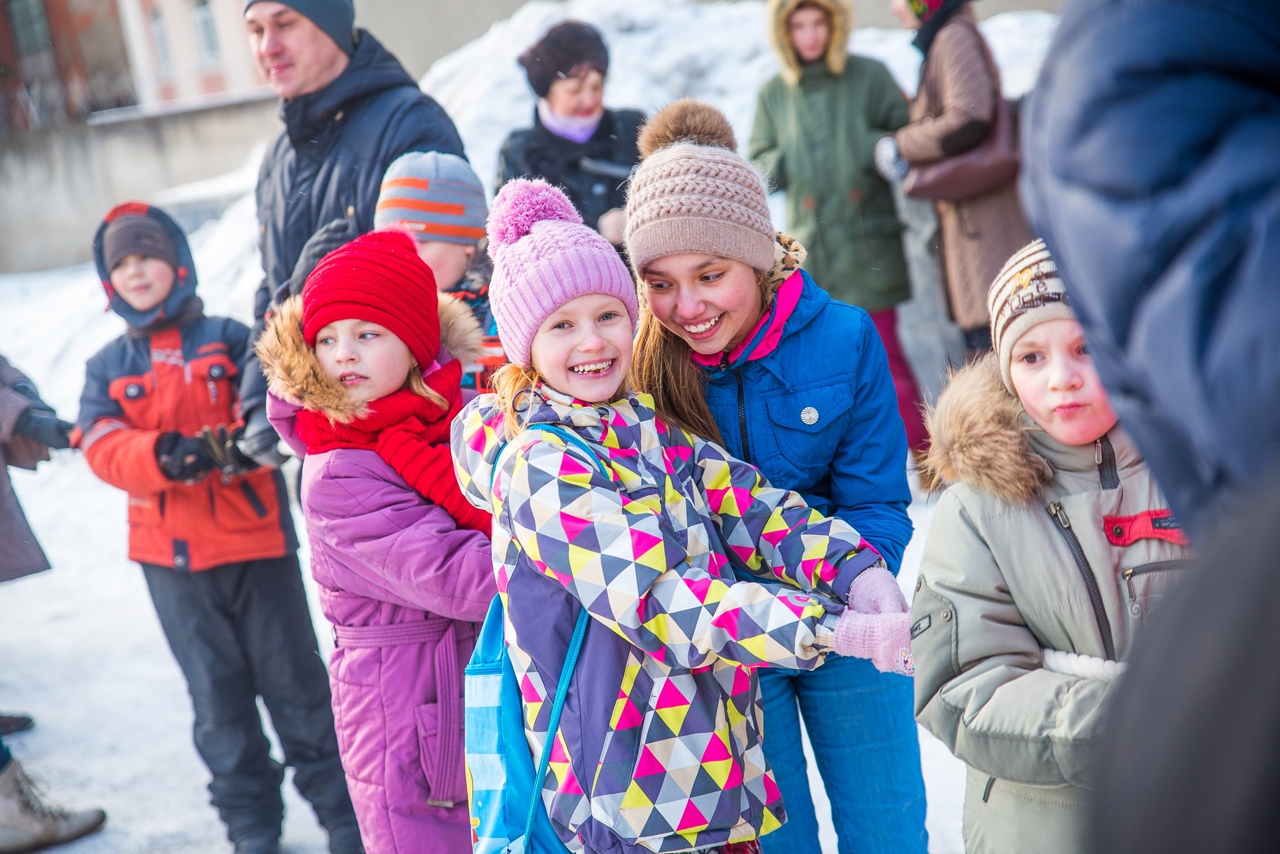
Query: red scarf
294 361 491 533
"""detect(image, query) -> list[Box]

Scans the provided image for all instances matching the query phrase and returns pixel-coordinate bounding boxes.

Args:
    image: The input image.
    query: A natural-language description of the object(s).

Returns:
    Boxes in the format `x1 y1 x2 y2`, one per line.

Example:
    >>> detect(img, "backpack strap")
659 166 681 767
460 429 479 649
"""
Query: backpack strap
487 421 609 846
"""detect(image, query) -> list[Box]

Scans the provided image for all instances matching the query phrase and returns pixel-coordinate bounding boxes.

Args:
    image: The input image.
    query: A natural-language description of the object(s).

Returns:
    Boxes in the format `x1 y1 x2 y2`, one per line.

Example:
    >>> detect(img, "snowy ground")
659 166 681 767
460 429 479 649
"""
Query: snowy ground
0 1 1058 850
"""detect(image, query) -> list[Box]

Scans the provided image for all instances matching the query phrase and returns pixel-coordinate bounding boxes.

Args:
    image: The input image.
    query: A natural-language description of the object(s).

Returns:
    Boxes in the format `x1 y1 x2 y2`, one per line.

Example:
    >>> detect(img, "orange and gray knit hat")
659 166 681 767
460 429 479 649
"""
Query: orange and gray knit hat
987 238 1076 393
374 151 488 247
624 100 776 276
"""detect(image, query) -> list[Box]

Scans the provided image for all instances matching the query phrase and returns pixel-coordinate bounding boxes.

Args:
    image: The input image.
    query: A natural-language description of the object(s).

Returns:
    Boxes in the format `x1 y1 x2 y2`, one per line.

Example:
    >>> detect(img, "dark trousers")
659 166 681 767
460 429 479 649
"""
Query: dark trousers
0 731 9 772
142 554 354 844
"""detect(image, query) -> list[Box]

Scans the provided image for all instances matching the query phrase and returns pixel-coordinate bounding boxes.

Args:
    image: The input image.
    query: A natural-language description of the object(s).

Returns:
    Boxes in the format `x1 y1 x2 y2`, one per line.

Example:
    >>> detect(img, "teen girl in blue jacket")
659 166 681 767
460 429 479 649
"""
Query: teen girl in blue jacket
626 100 927 853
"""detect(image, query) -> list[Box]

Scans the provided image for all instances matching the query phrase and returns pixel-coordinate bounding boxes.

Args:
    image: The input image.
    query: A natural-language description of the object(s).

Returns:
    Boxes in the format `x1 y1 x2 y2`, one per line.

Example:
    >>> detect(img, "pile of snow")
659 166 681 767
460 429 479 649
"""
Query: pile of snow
0 2 1055 851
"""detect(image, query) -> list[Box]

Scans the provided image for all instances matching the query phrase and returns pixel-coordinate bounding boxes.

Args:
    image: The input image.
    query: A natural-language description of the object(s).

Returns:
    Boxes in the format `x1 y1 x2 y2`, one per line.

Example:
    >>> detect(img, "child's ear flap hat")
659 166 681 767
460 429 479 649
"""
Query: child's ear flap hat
302 229 441 368
486 179 637 369
93 202 198 329
623 99 776 277
988 238 1077 393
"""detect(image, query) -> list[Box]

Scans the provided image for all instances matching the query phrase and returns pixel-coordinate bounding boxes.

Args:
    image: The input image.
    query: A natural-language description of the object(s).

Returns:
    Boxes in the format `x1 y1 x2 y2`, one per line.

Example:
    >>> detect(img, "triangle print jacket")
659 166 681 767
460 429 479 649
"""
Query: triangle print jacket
451 385 884 853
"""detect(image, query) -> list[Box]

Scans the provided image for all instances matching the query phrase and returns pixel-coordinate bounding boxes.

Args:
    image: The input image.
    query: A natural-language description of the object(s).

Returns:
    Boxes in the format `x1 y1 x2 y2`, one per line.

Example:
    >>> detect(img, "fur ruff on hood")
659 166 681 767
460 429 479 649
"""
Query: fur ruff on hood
920 353 1053 505
768 0 853 84
256 293 483 423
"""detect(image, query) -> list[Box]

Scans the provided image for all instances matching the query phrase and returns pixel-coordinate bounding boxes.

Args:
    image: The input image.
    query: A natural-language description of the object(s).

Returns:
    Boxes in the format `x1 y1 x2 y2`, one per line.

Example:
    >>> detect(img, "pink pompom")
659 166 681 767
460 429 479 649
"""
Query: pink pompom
487 178 583 249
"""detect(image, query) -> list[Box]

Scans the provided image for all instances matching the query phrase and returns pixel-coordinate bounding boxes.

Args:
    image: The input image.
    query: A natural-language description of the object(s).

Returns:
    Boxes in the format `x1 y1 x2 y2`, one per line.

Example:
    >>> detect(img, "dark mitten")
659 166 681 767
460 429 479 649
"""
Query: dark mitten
9 378 54 412
155 432 215 482
13 408 72 450
235 406 289 468
197 424 261 477
282 216 359 298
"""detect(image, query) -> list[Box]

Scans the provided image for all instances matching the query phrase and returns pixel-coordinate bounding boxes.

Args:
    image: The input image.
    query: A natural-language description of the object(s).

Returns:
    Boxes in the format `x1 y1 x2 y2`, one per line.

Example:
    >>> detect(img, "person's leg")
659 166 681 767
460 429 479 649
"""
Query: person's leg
142 563 285 846
756 668 821 854
870 308 928 453
231 555 356 841
796 655 927 854
0 731 10 773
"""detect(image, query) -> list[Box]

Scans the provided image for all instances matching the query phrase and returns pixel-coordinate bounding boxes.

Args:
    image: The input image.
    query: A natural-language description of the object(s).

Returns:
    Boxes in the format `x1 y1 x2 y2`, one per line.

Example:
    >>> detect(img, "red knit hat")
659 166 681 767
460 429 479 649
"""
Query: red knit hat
302 230 441 368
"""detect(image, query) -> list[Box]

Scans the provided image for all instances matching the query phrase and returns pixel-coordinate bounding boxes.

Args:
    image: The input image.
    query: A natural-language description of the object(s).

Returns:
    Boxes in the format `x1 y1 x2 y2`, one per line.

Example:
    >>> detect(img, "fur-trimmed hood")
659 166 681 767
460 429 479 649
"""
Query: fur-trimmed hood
767 0 853 84
920 353 1053 504
256 293 483 423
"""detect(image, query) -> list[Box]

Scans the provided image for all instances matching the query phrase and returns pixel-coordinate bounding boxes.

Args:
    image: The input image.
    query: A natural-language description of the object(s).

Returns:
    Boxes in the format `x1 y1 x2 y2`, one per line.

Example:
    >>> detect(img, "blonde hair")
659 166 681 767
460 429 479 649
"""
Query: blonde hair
407 361 450 409
628 269 773 444
489 362 543 440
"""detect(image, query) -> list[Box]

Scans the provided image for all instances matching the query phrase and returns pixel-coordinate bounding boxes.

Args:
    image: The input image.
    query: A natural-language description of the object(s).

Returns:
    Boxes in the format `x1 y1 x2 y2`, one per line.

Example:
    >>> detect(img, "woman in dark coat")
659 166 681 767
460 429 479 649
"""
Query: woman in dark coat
496 21 644 247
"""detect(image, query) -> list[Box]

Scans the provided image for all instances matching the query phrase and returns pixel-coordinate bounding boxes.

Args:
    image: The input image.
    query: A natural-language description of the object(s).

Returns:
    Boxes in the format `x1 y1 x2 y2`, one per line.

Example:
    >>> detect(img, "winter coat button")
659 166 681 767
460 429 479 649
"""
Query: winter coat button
940 609 953 622
801 406 819 425
125 384 143 398
209 365 225 379
174 555 188 568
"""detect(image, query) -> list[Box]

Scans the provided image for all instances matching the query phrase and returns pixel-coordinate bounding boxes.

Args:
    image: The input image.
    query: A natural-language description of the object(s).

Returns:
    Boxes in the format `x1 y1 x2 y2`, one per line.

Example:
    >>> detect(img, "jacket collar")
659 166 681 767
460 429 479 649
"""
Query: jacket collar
698 270 828 374
280 30 415 151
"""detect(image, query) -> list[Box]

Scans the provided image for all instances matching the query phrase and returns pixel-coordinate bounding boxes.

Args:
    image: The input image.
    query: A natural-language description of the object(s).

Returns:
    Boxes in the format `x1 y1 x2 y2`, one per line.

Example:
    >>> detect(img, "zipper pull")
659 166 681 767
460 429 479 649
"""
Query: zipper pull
1122 567 1137 601
1050 502 1071 528
1095 440 1103 465
718 351 730 370
208 380 218 405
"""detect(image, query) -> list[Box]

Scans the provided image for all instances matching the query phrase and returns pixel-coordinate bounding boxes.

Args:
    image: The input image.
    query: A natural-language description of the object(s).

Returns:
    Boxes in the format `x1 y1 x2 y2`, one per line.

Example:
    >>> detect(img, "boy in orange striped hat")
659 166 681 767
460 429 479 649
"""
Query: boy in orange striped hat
375 151 504 389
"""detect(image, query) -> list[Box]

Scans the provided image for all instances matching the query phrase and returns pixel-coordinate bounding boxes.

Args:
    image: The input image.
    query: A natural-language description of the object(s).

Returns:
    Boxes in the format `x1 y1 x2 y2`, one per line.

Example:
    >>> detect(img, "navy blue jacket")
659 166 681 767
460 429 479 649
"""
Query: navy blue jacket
241 29 466 414
1020 0 1280 538
698 272 913 572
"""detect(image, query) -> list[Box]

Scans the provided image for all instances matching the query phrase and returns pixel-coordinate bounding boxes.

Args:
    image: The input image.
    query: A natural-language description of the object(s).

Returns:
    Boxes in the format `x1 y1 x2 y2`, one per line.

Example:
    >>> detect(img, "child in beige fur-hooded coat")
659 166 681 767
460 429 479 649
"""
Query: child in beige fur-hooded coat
911 240 1195 854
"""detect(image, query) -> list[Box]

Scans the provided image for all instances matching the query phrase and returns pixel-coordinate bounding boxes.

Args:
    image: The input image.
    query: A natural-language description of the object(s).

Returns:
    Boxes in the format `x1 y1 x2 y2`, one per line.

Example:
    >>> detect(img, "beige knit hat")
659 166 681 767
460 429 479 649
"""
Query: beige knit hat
624 100 776 276
988 238 1076 393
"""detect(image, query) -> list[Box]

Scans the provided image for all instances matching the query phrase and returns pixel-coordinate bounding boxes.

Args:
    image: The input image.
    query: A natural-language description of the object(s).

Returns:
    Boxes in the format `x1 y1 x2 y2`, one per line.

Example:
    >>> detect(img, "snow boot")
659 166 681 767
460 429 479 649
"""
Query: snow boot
326 821 365 854
232 834 280 854
0 717 33 737
0 760 106 853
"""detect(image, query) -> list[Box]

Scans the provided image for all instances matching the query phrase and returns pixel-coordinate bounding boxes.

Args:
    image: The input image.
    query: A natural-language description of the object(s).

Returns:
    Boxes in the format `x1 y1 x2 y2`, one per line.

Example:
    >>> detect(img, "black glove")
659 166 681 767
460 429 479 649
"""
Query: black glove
235 407 290 468
9 378 54 412
13 408 72 450
282 216 360 299
197 424 260 478
155 432 216 482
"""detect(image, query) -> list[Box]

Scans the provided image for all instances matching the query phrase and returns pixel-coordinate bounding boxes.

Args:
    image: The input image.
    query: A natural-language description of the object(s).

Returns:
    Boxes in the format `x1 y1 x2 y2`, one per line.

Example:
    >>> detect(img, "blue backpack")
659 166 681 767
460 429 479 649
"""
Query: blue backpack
465 424 608 854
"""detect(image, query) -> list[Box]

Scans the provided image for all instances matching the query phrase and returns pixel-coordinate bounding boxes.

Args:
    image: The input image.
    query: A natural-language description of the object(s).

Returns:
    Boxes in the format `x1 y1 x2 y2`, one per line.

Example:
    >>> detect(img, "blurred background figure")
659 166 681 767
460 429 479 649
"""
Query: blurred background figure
878 0 1033 357
1 354 106 853
497 20 644 247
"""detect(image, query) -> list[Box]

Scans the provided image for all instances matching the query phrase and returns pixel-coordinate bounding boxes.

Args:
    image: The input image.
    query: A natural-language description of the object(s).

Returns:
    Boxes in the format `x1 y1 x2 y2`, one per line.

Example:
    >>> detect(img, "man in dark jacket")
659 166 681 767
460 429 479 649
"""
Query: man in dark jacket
1020 0 1280 542
1021 2 1280 851
238 0 466 462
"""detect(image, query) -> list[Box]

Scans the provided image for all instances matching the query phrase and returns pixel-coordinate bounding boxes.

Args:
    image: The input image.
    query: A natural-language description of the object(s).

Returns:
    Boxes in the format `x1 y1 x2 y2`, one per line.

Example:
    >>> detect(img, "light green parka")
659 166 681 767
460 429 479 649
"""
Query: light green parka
750 0 912 312
912 356 1196 854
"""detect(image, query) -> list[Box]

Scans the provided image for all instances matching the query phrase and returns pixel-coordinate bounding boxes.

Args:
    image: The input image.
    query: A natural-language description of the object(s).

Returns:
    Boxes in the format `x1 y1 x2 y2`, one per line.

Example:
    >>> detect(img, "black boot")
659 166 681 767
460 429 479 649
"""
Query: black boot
326 821 365 854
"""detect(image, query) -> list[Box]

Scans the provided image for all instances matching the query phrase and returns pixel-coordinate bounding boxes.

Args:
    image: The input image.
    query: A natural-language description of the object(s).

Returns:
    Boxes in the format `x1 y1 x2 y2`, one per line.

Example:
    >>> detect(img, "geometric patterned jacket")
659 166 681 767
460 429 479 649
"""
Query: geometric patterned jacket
451 385 884 853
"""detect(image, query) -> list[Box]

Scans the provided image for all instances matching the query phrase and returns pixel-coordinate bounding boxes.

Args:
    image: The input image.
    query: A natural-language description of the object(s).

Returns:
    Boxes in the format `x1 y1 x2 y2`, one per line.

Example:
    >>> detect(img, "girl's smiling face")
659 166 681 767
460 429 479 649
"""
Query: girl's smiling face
1009 318 1118 446
640 254 764 358
529 294 632 403
315 318 415 404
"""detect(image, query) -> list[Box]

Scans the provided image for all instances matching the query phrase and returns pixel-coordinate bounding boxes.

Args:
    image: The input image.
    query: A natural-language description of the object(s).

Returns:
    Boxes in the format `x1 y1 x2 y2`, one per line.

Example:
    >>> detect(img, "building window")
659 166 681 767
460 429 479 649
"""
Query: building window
6 0 51 58
150 8 171 77
193 0 219 63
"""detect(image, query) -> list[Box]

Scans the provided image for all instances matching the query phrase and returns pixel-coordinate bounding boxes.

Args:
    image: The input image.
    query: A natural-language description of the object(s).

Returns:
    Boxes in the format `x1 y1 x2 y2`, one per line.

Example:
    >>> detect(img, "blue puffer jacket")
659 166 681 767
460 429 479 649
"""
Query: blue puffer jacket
699 271 913 571
1020 0 1280 539
240 29 466 416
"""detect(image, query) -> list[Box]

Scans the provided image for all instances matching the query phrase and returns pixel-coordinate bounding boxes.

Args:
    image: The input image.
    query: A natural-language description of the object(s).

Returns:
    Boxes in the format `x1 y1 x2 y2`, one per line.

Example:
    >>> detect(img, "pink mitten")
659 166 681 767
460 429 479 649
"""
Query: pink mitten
847 566 909 615
832 611 915 675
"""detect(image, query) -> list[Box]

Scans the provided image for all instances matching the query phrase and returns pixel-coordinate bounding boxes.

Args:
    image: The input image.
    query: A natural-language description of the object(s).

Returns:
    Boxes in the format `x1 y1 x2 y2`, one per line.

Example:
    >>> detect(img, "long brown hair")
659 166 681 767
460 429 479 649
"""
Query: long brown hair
628 269 773 444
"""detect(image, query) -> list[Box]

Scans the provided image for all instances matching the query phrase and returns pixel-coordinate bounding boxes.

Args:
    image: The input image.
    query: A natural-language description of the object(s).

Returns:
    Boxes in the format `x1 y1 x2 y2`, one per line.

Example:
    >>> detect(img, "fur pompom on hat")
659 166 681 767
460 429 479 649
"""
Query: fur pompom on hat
987 239 1076 393
487 179 637 369
624 100 776 276
302 230 441 369
518 20 609 98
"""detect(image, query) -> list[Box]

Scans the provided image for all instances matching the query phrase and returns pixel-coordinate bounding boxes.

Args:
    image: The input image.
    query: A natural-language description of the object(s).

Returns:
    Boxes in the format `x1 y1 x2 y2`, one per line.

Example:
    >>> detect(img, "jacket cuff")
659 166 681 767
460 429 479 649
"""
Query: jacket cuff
829 544 884 602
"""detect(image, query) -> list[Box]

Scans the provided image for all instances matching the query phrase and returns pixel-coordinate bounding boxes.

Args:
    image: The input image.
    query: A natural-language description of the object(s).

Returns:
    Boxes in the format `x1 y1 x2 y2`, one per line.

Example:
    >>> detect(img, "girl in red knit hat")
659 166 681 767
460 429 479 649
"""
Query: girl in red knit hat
255 229 497 854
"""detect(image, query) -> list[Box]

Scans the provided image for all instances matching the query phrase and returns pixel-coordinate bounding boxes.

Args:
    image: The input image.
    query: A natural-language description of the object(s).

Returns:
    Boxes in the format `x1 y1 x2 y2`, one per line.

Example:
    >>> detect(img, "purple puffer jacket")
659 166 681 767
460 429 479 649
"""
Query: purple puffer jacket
270 392 496 854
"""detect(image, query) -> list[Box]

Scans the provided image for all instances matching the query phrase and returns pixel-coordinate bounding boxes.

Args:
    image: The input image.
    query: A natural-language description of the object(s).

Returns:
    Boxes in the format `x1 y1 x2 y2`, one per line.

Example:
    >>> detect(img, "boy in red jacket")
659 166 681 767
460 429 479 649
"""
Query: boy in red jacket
74 203 361 854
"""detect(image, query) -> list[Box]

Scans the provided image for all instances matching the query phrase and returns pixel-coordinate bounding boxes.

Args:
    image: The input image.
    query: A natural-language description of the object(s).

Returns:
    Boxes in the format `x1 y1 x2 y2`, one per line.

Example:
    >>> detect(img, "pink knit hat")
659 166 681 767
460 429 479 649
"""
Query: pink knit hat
487 178 638 368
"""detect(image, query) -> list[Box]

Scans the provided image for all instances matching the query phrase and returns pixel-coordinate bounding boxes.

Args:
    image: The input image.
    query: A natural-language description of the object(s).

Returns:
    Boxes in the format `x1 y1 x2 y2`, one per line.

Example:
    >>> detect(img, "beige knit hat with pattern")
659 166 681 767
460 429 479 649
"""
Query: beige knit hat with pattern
624 100 776 276
988 238 1077 393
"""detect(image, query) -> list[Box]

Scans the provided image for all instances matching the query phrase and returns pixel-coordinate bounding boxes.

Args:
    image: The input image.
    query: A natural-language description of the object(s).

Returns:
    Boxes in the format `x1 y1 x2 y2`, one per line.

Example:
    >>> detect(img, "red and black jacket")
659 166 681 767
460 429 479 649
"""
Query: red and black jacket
75 203 296 571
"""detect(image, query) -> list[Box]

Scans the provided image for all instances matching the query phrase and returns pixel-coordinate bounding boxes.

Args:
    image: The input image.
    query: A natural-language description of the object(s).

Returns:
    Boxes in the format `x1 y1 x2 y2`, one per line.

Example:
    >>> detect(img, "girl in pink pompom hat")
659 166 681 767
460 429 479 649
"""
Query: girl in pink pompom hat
449 178 912 854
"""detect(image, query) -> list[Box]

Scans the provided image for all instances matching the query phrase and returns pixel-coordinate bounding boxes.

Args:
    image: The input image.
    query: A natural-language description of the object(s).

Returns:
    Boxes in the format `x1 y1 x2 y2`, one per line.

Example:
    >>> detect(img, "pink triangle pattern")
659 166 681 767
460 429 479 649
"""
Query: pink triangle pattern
656 679 690 710
634 745 666 777
676 800 708 832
